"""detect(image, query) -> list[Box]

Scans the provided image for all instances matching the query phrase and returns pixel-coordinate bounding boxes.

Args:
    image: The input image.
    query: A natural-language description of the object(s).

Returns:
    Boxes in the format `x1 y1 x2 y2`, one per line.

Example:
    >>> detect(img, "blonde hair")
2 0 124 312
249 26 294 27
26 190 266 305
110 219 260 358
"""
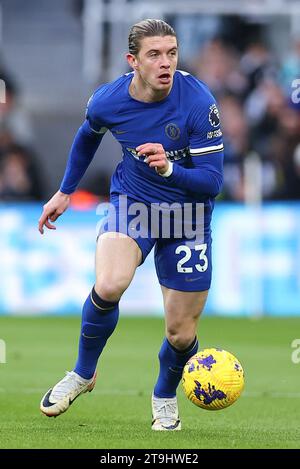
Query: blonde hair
128 19 177 56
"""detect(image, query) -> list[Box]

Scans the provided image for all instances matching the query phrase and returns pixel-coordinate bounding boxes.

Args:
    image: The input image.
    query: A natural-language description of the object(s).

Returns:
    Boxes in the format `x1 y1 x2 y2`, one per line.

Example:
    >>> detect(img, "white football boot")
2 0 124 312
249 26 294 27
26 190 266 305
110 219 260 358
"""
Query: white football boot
40 371 97 417
151 394 181 431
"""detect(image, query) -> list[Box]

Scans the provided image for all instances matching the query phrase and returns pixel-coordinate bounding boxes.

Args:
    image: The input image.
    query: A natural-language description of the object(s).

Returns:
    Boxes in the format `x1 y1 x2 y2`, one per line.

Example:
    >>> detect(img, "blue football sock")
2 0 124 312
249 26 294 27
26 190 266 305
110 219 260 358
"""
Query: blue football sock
154 336 198 398
74 287 119 379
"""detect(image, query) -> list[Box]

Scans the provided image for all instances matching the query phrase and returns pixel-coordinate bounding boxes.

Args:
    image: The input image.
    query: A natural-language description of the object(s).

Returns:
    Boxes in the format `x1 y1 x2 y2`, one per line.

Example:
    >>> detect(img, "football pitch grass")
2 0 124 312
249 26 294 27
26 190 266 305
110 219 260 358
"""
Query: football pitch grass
0 316 300 449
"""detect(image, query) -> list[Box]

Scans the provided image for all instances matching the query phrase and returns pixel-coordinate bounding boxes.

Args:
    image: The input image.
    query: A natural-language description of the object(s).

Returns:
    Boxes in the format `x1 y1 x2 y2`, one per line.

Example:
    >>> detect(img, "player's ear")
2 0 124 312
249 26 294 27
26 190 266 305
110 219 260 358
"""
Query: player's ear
126 53 138 71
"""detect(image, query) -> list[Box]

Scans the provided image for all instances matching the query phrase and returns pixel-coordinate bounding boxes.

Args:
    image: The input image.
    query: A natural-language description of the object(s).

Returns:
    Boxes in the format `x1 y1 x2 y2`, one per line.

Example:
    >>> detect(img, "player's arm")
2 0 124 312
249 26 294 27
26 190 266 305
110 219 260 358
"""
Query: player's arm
138 98 224 198
38 94 107 234
38 190 70 234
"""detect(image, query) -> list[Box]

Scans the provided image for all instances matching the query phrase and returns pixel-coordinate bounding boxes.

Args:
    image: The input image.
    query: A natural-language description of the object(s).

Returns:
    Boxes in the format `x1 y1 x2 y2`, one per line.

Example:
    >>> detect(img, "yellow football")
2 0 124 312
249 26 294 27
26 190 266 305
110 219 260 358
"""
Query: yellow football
182 348 245 410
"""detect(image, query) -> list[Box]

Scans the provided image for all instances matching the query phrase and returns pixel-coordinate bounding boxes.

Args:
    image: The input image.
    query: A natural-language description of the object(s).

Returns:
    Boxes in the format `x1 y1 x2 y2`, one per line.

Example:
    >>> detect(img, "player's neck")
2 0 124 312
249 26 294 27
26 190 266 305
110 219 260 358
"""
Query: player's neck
129 75 172 103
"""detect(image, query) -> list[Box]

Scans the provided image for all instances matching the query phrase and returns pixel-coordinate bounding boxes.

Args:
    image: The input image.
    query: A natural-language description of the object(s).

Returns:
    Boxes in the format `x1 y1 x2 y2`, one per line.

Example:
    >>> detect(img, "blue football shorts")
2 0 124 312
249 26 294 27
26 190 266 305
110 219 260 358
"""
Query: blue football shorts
98 194 212 292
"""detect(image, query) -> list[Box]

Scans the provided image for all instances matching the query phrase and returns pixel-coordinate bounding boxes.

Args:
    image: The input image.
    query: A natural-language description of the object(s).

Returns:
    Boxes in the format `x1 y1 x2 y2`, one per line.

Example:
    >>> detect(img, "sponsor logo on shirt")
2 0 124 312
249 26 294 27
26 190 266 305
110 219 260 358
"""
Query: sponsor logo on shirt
127 146 190 163
207 129 222 139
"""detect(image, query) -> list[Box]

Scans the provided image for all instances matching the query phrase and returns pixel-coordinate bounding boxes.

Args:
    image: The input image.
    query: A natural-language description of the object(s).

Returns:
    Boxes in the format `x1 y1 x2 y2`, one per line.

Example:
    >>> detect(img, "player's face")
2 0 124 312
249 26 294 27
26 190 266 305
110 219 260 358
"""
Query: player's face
131 35 178 92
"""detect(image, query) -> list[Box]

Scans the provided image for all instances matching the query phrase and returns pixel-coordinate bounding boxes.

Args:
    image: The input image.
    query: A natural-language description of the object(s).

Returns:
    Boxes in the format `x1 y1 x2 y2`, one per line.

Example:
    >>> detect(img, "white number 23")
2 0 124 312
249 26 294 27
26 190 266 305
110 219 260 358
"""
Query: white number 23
175 244 208 273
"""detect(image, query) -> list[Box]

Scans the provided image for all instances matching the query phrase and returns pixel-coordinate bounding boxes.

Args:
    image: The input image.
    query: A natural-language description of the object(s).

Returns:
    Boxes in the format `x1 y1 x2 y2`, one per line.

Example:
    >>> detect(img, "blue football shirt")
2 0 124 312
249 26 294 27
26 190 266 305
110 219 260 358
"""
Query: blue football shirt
84 70 223 207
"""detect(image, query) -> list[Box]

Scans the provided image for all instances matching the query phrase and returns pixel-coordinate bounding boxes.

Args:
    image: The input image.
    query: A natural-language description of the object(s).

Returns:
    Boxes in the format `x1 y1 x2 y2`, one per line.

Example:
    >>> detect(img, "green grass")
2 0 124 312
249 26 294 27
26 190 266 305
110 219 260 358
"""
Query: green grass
0 316 300 449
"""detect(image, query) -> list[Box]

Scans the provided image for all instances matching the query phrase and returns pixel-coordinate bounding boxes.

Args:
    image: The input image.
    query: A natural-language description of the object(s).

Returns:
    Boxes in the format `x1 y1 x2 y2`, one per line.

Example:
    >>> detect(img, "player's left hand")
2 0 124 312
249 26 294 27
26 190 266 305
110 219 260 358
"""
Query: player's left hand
136 143 169 175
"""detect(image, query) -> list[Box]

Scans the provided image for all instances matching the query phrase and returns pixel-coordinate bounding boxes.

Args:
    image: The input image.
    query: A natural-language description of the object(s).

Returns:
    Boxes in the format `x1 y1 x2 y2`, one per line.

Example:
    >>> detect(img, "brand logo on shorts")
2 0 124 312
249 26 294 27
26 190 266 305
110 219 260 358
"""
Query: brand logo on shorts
165 123 180 140
185 276 203 282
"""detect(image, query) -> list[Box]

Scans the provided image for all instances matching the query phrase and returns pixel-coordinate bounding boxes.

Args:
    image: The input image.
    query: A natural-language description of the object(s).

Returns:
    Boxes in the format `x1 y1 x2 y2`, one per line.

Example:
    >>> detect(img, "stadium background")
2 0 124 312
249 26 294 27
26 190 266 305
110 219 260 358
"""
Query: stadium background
0 0 300 449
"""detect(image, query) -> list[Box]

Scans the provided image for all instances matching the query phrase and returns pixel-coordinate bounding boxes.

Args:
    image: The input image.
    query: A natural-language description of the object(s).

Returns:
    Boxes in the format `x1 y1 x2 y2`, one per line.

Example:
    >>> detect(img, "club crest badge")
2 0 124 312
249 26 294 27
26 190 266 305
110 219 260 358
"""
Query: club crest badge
165 123 180 140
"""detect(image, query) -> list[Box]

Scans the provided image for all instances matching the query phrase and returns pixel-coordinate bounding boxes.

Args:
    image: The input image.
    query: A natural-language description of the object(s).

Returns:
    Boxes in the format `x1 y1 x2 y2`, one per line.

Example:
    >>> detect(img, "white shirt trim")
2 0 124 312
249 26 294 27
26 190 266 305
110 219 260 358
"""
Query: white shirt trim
190 143 224 154
177 70 190 76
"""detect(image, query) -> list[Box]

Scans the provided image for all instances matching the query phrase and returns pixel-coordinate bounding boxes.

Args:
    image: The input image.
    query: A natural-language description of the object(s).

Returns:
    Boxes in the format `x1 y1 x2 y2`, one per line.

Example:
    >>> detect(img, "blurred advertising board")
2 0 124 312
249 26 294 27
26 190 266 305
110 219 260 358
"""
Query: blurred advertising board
0 203 299 316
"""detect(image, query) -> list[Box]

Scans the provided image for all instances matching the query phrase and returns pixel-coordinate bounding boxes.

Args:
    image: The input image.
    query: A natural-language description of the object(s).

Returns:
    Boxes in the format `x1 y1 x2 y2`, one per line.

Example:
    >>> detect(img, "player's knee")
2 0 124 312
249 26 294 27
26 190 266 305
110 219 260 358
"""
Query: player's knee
95 276 128 302
166 330 195 351
164 300 201 323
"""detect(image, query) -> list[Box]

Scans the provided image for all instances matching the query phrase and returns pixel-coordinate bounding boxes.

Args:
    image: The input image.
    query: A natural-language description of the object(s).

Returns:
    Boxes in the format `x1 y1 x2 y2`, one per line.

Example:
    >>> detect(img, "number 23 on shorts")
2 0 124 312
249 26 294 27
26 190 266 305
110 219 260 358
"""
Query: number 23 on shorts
176 243 208 273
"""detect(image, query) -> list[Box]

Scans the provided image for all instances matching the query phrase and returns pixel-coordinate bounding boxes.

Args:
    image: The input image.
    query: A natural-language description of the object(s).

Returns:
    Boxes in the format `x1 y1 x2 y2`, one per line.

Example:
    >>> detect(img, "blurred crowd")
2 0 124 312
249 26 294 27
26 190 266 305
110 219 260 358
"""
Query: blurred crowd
0 22 300 202
188 36 300 201
0 68 45 201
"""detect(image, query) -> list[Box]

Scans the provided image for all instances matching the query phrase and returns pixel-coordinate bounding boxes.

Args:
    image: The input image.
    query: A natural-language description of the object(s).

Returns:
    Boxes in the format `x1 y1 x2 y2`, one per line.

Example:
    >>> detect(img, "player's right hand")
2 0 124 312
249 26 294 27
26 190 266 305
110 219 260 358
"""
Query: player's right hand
38 190 70 234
